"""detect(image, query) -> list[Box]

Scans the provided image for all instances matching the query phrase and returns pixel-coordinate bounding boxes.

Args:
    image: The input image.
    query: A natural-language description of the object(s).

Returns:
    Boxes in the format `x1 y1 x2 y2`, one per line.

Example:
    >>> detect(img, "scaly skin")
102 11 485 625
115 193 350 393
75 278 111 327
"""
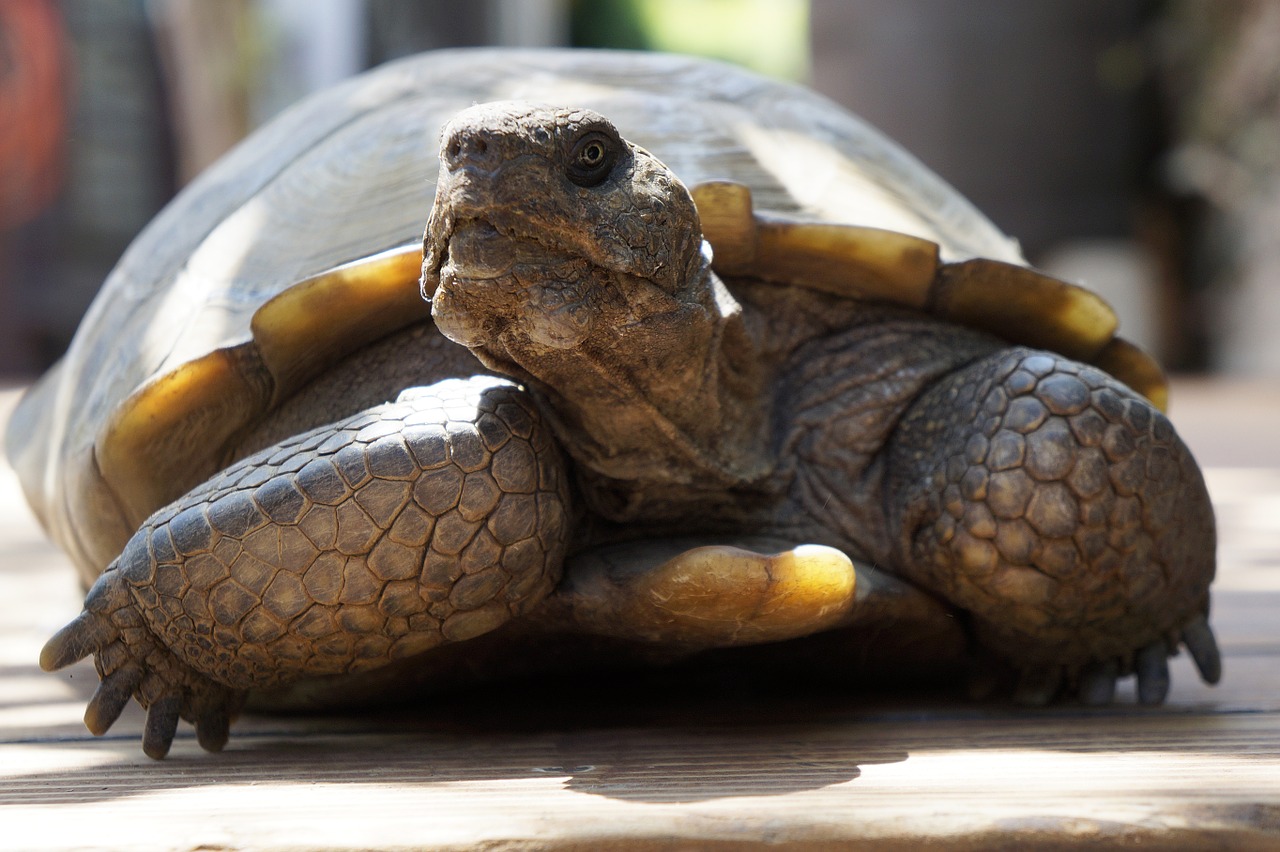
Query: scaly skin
888 348 1216 700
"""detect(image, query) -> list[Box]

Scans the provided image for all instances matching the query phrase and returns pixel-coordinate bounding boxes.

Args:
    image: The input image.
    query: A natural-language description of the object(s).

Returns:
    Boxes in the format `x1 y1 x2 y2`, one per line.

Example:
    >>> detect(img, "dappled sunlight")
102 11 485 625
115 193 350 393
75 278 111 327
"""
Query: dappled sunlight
1 726 1276 850
0 671 84 709
0 700 92 736
1 771 568 851
867 746 1280 795
2 745 117 781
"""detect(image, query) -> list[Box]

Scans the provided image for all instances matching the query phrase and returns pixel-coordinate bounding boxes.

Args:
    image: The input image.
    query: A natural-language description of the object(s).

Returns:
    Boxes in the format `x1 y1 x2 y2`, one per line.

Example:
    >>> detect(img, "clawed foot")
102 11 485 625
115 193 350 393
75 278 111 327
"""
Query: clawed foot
40 568 245 759
1010 614 1221 707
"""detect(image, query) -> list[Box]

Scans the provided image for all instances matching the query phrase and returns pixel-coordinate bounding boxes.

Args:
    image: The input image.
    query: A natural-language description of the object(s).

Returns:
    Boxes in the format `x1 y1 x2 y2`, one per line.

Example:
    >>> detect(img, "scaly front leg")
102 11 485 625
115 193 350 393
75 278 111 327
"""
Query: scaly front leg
887 347 1219 703
42 376 571 757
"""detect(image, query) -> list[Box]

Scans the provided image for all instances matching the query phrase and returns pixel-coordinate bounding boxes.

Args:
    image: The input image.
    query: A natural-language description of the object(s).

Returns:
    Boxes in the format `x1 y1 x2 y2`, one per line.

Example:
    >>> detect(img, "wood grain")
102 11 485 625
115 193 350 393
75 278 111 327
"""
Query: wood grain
2 381 1278 851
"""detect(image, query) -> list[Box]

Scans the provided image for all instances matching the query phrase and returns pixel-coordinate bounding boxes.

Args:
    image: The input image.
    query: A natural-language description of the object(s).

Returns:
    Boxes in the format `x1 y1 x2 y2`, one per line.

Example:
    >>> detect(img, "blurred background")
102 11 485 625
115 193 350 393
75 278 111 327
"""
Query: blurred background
2 0 1278 378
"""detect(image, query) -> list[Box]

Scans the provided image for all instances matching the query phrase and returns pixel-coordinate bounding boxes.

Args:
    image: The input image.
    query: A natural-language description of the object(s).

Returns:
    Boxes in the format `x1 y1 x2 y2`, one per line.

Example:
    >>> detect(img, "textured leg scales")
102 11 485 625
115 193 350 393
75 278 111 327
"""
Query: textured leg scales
889 347 1218 700
42 376 571 756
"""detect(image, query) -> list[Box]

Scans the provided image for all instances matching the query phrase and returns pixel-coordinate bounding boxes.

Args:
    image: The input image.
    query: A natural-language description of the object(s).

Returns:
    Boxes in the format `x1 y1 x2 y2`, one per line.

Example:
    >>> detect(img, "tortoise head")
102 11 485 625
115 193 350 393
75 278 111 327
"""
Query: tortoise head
422 101 710 357
421 102 764 491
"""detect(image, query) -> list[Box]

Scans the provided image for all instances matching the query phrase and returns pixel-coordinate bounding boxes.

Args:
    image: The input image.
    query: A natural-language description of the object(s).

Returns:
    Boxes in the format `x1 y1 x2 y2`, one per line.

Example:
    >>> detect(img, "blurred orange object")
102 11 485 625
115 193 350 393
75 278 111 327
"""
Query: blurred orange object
0 0 67 229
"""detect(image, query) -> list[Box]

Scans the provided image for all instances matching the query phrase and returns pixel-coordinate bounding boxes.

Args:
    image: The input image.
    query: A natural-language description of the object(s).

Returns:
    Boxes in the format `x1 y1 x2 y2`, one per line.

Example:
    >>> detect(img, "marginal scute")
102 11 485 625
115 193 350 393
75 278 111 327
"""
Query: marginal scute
63 447 136 586
249 245 427 403
754 216 939 308
1092 337 1169 413
689 181 755 271
86 245 427 550
693 181 1164 410
930 259 1117 363
96 343 274 531
693 180 939 307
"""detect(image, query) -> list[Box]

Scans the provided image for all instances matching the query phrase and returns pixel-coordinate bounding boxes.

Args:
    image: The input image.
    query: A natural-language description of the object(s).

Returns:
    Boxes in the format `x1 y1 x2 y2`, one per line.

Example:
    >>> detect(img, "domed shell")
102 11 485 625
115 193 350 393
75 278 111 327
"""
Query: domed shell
5 48 1159 581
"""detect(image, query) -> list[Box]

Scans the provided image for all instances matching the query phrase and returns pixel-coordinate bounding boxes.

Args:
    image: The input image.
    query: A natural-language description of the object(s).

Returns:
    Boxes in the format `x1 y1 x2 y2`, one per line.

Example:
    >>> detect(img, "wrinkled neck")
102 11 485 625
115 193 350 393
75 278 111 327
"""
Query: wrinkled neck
475 267 769 494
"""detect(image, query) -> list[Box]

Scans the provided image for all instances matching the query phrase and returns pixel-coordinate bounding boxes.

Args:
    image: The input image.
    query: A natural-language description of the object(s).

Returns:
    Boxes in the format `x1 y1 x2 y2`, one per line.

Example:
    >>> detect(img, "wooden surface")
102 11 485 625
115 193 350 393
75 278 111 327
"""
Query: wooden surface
2 380 1278 851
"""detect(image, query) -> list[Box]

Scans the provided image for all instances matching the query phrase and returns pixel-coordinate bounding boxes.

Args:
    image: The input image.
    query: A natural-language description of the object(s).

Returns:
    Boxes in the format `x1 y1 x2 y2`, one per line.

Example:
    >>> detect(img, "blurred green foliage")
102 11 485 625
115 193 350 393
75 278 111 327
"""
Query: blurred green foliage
571 0 809 81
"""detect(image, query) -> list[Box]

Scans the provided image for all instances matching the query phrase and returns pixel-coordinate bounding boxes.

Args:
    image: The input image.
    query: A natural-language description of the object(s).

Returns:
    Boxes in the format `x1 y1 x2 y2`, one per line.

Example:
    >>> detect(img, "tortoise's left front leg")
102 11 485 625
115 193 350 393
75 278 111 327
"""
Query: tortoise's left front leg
886 347 1219 704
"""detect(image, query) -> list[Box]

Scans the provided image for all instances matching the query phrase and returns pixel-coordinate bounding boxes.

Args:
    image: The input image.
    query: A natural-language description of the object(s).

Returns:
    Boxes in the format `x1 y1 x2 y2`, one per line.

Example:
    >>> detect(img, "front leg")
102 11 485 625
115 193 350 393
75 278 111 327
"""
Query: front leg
887 347 1219 703
42 376 571 757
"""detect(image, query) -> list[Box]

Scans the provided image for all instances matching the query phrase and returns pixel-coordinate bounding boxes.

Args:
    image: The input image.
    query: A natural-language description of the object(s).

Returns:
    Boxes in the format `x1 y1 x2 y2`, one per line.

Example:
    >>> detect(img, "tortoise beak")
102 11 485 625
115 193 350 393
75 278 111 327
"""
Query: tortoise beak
419 183 455 301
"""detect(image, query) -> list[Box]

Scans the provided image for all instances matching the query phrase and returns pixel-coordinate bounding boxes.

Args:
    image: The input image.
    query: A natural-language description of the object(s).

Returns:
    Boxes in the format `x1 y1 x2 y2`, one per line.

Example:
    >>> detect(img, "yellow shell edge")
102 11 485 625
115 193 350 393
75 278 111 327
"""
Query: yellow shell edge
94 245 426 544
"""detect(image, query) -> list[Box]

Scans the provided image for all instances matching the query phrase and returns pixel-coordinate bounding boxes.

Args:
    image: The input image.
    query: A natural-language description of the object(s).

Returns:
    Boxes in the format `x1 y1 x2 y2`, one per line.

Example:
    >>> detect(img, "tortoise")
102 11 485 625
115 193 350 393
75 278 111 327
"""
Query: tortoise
7 49 1219 759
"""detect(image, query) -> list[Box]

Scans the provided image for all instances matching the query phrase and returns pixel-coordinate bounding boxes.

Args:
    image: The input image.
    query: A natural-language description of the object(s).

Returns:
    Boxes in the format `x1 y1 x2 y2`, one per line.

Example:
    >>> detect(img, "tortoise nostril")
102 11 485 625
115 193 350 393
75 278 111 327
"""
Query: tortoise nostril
444 129 495 169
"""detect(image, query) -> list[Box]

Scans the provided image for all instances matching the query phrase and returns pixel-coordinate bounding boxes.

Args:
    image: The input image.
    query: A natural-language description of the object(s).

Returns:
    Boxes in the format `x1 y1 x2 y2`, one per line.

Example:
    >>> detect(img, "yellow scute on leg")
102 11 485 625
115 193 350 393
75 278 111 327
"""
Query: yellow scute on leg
562 541 857 647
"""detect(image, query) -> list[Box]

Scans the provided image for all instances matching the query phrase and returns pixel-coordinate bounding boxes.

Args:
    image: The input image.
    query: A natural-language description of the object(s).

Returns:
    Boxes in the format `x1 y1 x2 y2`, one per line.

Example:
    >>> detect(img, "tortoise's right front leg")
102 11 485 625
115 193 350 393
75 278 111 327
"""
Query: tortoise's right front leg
42 376 571 758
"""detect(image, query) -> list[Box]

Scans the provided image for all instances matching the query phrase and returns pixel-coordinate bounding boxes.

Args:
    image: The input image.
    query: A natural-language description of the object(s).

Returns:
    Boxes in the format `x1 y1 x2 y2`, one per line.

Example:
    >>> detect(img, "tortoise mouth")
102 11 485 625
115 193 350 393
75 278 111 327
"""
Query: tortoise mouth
441 219 509 281
437 216 585 285
429 215 599 352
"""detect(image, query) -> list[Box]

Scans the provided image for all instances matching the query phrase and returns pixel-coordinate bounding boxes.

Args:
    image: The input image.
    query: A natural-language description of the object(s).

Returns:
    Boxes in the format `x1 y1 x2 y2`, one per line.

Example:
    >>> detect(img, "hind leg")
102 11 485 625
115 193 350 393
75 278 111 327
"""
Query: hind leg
887 347 1219 703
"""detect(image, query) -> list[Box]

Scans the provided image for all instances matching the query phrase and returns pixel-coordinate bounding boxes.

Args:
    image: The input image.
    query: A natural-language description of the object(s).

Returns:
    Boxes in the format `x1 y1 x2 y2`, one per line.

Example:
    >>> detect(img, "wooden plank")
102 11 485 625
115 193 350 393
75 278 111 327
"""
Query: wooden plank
1 715 1278 851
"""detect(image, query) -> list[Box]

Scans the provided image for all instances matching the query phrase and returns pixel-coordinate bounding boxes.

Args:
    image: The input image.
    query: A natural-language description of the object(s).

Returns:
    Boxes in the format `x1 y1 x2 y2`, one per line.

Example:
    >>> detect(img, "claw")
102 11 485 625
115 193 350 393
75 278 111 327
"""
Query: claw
84 664 143 735
40 612 116 671
1182 616 1222 685
1013 665 1062 706
195 704 232 753
1079 660 1119 706
143 696 182 760
1135 641 1170 705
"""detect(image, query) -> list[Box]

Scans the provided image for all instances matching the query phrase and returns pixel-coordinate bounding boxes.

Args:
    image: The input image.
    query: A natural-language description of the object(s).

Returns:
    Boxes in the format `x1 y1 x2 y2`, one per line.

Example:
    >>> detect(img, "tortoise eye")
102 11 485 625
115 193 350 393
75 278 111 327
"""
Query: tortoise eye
567 131 618 187
580 141 606 167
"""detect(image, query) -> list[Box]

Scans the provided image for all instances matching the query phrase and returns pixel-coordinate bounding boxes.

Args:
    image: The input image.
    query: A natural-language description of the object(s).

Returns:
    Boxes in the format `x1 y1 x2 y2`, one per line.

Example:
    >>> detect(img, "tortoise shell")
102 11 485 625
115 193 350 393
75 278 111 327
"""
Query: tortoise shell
6 48 1160 585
